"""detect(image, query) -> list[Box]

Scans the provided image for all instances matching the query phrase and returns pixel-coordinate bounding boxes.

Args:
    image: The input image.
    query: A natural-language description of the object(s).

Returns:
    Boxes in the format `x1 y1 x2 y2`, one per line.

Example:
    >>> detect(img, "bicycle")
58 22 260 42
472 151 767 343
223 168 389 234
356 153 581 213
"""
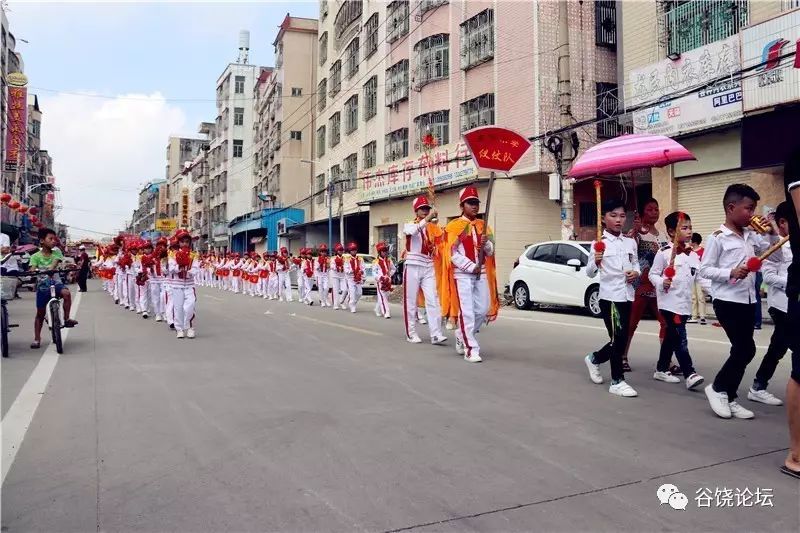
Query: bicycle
32 268 76 354
1 253 23 358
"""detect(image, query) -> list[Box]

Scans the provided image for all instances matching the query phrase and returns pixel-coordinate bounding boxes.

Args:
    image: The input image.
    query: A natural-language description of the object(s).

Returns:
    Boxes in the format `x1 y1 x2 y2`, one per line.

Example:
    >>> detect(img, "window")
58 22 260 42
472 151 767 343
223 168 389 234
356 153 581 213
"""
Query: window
579 202 597 228
363 76 378 120
663 0 748 57
531 244 556 263
555 244 587 267
291 87 302 97
460 93 494 132
385 128 408 162
414 110 449 150
290 131 302 141
387 1 410 43
233 140 243 157
385 59 409 106
318 79 327 111
335 0 363 42
343 153 358 190
320 0 328 19
317 126 326 157
420 0 448 14
596 83 619 139
345 95 359 134
460 9 494 70
330 165 341 191
319 32 328 65
316 174 326 204
233 107 244 126
329 112 341 147
595 0 617 48
346 38 360 79
377 224 399 260
330 60 342 96
364 13 379 58
363 141 377 168
414 34 449 88
234 75 246 93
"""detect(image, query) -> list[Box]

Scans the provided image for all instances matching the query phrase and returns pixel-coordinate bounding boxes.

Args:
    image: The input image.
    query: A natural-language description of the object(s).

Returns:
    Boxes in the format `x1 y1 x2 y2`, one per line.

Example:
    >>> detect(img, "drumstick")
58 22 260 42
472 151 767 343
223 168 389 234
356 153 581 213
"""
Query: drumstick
593 180 605 259
745 235 790 272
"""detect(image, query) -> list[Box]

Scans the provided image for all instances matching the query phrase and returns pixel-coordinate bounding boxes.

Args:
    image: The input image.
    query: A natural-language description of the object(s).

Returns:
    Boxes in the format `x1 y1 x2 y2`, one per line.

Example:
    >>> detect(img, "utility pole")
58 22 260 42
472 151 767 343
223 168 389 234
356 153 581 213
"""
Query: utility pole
338 180 344 245
202 145 211 252
557 0 575 240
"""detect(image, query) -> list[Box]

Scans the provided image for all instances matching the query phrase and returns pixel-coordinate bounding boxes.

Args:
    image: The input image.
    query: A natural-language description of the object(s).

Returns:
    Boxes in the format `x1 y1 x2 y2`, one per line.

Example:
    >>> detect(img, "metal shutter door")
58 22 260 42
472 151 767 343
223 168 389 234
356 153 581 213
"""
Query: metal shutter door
677 171 752 240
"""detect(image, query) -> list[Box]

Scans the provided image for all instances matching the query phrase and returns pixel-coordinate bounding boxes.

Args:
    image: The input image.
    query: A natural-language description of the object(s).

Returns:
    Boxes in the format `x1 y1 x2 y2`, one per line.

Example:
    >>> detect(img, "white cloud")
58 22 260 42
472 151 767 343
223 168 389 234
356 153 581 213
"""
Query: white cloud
39 92 189 240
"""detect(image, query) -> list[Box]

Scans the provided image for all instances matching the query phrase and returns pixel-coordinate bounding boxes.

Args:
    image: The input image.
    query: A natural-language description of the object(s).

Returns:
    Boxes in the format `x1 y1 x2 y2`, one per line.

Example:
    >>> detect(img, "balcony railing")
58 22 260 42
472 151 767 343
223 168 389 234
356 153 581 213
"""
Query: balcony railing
664 0 748 57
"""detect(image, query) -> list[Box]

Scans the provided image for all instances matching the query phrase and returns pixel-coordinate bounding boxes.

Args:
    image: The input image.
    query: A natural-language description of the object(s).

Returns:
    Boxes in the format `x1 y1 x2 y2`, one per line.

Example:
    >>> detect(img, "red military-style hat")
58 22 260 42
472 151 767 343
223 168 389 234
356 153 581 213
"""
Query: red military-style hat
174 229 192 241
412 195 430 211
280 246 288 254
375 241 388 253
334 243 344 253
156 237 168 247
347 242 358 252
318 243 328 253
459 185 479 204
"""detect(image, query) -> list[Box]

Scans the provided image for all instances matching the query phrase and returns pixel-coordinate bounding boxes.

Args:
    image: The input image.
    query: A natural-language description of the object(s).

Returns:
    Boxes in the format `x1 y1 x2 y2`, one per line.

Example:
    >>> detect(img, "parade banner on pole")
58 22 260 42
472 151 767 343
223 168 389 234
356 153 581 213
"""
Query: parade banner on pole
462 126 531 173
5 73 28 171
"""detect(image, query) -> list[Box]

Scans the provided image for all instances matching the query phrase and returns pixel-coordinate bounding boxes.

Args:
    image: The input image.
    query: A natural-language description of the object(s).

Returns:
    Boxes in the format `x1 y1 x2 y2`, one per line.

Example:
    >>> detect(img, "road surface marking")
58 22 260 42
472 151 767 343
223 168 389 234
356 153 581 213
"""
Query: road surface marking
497 314 768 350
2 291 82 485
203 295 222 301
291 314 383 336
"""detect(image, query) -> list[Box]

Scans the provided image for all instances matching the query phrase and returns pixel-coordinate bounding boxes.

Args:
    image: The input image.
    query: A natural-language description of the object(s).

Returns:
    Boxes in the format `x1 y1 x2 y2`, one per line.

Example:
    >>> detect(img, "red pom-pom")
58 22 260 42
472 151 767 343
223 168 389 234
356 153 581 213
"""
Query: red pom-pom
663 266 676 279
28 206 38 216
746 257 763 272
175 249 192 268
594 241 606 252
0 193 11 204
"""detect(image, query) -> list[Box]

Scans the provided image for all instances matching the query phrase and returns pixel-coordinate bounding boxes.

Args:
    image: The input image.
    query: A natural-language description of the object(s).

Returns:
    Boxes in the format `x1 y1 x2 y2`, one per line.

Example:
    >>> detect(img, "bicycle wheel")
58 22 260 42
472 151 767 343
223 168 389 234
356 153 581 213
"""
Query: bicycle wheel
1 304 9 358
49 301 63 354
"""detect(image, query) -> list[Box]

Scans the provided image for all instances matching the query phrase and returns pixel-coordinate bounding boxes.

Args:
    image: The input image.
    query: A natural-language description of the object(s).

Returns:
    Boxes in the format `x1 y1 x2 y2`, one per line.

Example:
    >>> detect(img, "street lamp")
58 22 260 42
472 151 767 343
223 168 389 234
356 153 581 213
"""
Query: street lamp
300 159 334 250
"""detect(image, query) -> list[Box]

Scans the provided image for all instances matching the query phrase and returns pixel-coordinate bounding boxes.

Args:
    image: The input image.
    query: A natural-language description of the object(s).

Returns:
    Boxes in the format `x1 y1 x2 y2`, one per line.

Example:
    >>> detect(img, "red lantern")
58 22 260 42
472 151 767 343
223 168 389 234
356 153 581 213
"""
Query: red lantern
0 193 11 204
28 206 39 216
8 200 20 210
17 204 28 214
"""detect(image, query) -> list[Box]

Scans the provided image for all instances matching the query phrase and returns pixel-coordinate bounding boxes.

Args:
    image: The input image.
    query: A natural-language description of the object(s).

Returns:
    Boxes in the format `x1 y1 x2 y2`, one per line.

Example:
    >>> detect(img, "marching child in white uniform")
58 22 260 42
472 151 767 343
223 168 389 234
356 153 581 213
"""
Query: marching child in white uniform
331 243 347 310
267 252 279 300
168 229 199 339
300 248 315 305
148 237 168 322
344 242 364 313
136 240 154 317
373 242 396 319
277 247 293 302
315 244 331 307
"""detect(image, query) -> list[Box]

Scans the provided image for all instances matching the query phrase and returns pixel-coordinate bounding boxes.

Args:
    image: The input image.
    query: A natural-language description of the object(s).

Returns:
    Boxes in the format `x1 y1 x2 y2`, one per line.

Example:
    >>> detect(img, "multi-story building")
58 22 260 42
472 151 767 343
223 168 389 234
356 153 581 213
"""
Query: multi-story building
208 32 265 252
620 0 800 238
25 95 57 232
164 136 207 230
232 15 317 254
188 121 215 250
308 0 618 282
131 180 166 239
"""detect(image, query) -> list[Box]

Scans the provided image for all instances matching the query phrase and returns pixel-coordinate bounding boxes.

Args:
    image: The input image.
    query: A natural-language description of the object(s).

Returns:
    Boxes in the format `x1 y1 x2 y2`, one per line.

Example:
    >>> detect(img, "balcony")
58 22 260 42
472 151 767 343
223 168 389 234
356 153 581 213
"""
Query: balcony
664 0 748 57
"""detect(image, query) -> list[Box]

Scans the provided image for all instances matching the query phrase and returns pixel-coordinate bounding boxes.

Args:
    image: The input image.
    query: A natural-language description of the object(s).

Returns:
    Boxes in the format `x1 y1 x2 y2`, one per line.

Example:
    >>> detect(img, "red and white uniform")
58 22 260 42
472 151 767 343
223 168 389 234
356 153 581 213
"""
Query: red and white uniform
344 252 364 313
168 251 199 334
402 217 444 341
276 252 294 302
331 252 347 310
147 254 168 322
267 256 280 300
315 255 331 307
374 256 396 318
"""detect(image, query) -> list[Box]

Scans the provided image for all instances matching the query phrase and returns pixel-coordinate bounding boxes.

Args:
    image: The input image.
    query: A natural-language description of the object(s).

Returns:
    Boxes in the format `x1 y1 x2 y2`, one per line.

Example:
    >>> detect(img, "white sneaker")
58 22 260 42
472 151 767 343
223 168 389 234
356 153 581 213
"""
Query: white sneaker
375 310 382 317
186 328 196 339
418 317 428 325
653 371 681 383
705 385 731 418
384 314 391 319
747 388 783 406
686 373 705 390
445 321 454 330
431 335 448 345
350 309 356 313
155 315 163 322
176 330 185 339
142 312 149 319
407 335 422 344
455 338 465 355
608 381 638 397
464 353 482 363
686 318 698 324
585 354 603 384
729 401 755 419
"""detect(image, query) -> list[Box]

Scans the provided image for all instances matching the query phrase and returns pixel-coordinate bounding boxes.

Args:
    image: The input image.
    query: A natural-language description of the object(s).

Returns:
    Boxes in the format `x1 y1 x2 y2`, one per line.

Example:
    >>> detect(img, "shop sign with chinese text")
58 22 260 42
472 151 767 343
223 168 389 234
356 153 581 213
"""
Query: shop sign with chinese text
5 82 28 171
357 141 478 203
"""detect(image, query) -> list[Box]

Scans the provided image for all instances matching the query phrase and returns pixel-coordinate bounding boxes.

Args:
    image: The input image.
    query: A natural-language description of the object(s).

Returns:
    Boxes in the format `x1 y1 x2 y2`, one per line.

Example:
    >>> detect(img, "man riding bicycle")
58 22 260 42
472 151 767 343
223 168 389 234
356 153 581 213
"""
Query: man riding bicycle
29 227 78 349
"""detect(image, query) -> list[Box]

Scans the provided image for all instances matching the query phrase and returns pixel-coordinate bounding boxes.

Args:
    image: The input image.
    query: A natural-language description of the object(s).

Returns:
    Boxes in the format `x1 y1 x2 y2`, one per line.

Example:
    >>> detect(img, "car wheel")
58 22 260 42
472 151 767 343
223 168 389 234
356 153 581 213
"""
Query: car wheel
585 286 602 318
513 282 533 310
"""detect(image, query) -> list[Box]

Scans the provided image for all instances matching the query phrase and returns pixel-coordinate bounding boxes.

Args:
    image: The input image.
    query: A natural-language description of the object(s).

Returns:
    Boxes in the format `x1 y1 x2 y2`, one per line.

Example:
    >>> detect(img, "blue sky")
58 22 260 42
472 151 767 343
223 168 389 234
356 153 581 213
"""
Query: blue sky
6 1 317 238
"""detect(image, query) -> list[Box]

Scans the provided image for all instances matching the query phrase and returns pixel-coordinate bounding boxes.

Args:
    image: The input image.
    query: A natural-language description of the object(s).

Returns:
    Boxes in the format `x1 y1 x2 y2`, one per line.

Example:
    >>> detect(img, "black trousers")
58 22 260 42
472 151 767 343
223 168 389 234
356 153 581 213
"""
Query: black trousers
712 300 757 400
594 300 631 382
657 310 696 378
77 269 88 292
753 307 790 390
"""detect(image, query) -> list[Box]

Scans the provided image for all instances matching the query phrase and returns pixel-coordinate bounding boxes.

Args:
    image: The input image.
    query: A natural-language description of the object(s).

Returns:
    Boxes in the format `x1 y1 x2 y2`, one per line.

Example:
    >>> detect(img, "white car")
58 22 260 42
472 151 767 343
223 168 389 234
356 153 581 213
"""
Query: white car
508 240 601 318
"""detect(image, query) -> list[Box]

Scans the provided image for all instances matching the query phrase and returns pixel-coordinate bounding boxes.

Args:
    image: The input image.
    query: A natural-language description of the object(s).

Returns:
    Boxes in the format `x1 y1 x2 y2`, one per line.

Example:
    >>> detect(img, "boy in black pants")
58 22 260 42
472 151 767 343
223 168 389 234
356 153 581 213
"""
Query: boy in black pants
700 184 766 419
748 201 793 406
584 198 640 397
648 211 705 390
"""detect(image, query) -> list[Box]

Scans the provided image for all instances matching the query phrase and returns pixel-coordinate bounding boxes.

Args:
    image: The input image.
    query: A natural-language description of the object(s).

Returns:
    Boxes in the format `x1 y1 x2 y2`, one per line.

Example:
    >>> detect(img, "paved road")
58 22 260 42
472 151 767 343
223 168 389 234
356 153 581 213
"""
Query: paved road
2 281 798 532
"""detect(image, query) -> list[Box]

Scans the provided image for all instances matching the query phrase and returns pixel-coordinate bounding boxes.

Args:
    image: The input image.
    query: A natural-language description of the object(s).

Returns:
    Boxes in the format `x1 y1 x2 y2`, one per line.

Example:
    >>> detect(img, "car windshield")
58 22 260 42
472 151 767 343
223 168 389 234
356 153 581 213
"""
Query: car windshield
578 243 591 252
361 255 375 263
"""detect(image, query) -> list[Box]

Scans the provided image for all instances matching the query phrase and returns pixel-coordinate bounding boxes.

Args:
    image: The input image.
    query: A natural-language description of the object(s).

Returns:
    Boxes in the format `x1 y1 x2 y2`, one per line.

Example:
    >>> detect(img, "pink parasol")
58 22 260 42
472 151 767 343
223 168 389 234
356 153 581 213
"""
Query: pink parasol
568 133 695 179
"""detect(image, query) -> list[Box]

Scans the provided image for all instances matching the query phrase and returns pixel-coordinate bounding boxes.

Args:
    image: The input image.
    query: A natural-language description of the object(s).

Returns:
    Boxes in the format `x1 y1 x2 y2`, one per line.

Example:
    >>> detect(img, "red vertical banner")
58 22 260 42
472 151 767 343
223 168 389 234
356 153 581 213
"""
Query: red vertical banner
5 86 28 171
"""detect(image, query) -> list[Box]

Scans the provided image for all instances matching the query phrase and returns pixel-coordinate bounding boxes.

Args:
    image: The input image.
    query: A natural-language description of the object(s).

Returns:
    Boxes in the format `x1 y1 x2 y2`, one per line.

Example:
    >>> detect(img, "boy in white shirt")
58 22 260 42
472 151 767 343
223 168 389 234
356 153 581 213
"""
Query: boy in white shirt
749 201 793 406
700 184 767 419
584 198 640 397
648 212 705 390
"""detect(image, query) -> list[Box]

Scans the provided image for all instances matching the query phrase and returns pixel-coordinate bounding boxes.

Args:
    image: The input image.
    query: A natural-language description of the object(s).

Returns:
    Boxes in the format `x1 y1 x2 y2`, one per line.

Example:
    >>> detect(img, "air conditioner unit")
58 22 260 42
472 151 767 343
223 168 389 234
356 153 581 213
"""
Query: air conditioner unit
277 218 288 235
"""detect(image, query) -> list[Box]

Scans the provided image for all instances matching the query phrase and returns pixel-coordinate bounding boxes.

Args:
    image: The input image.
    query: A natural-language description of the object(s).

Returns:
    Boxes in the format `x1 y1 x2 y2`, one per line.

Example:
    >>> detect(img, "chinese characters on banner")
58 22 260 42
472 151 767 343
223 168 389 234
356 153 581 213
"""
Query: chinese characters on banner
462 126 532 173
5 86 28 171
357 141 478 203
181 188 190 228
